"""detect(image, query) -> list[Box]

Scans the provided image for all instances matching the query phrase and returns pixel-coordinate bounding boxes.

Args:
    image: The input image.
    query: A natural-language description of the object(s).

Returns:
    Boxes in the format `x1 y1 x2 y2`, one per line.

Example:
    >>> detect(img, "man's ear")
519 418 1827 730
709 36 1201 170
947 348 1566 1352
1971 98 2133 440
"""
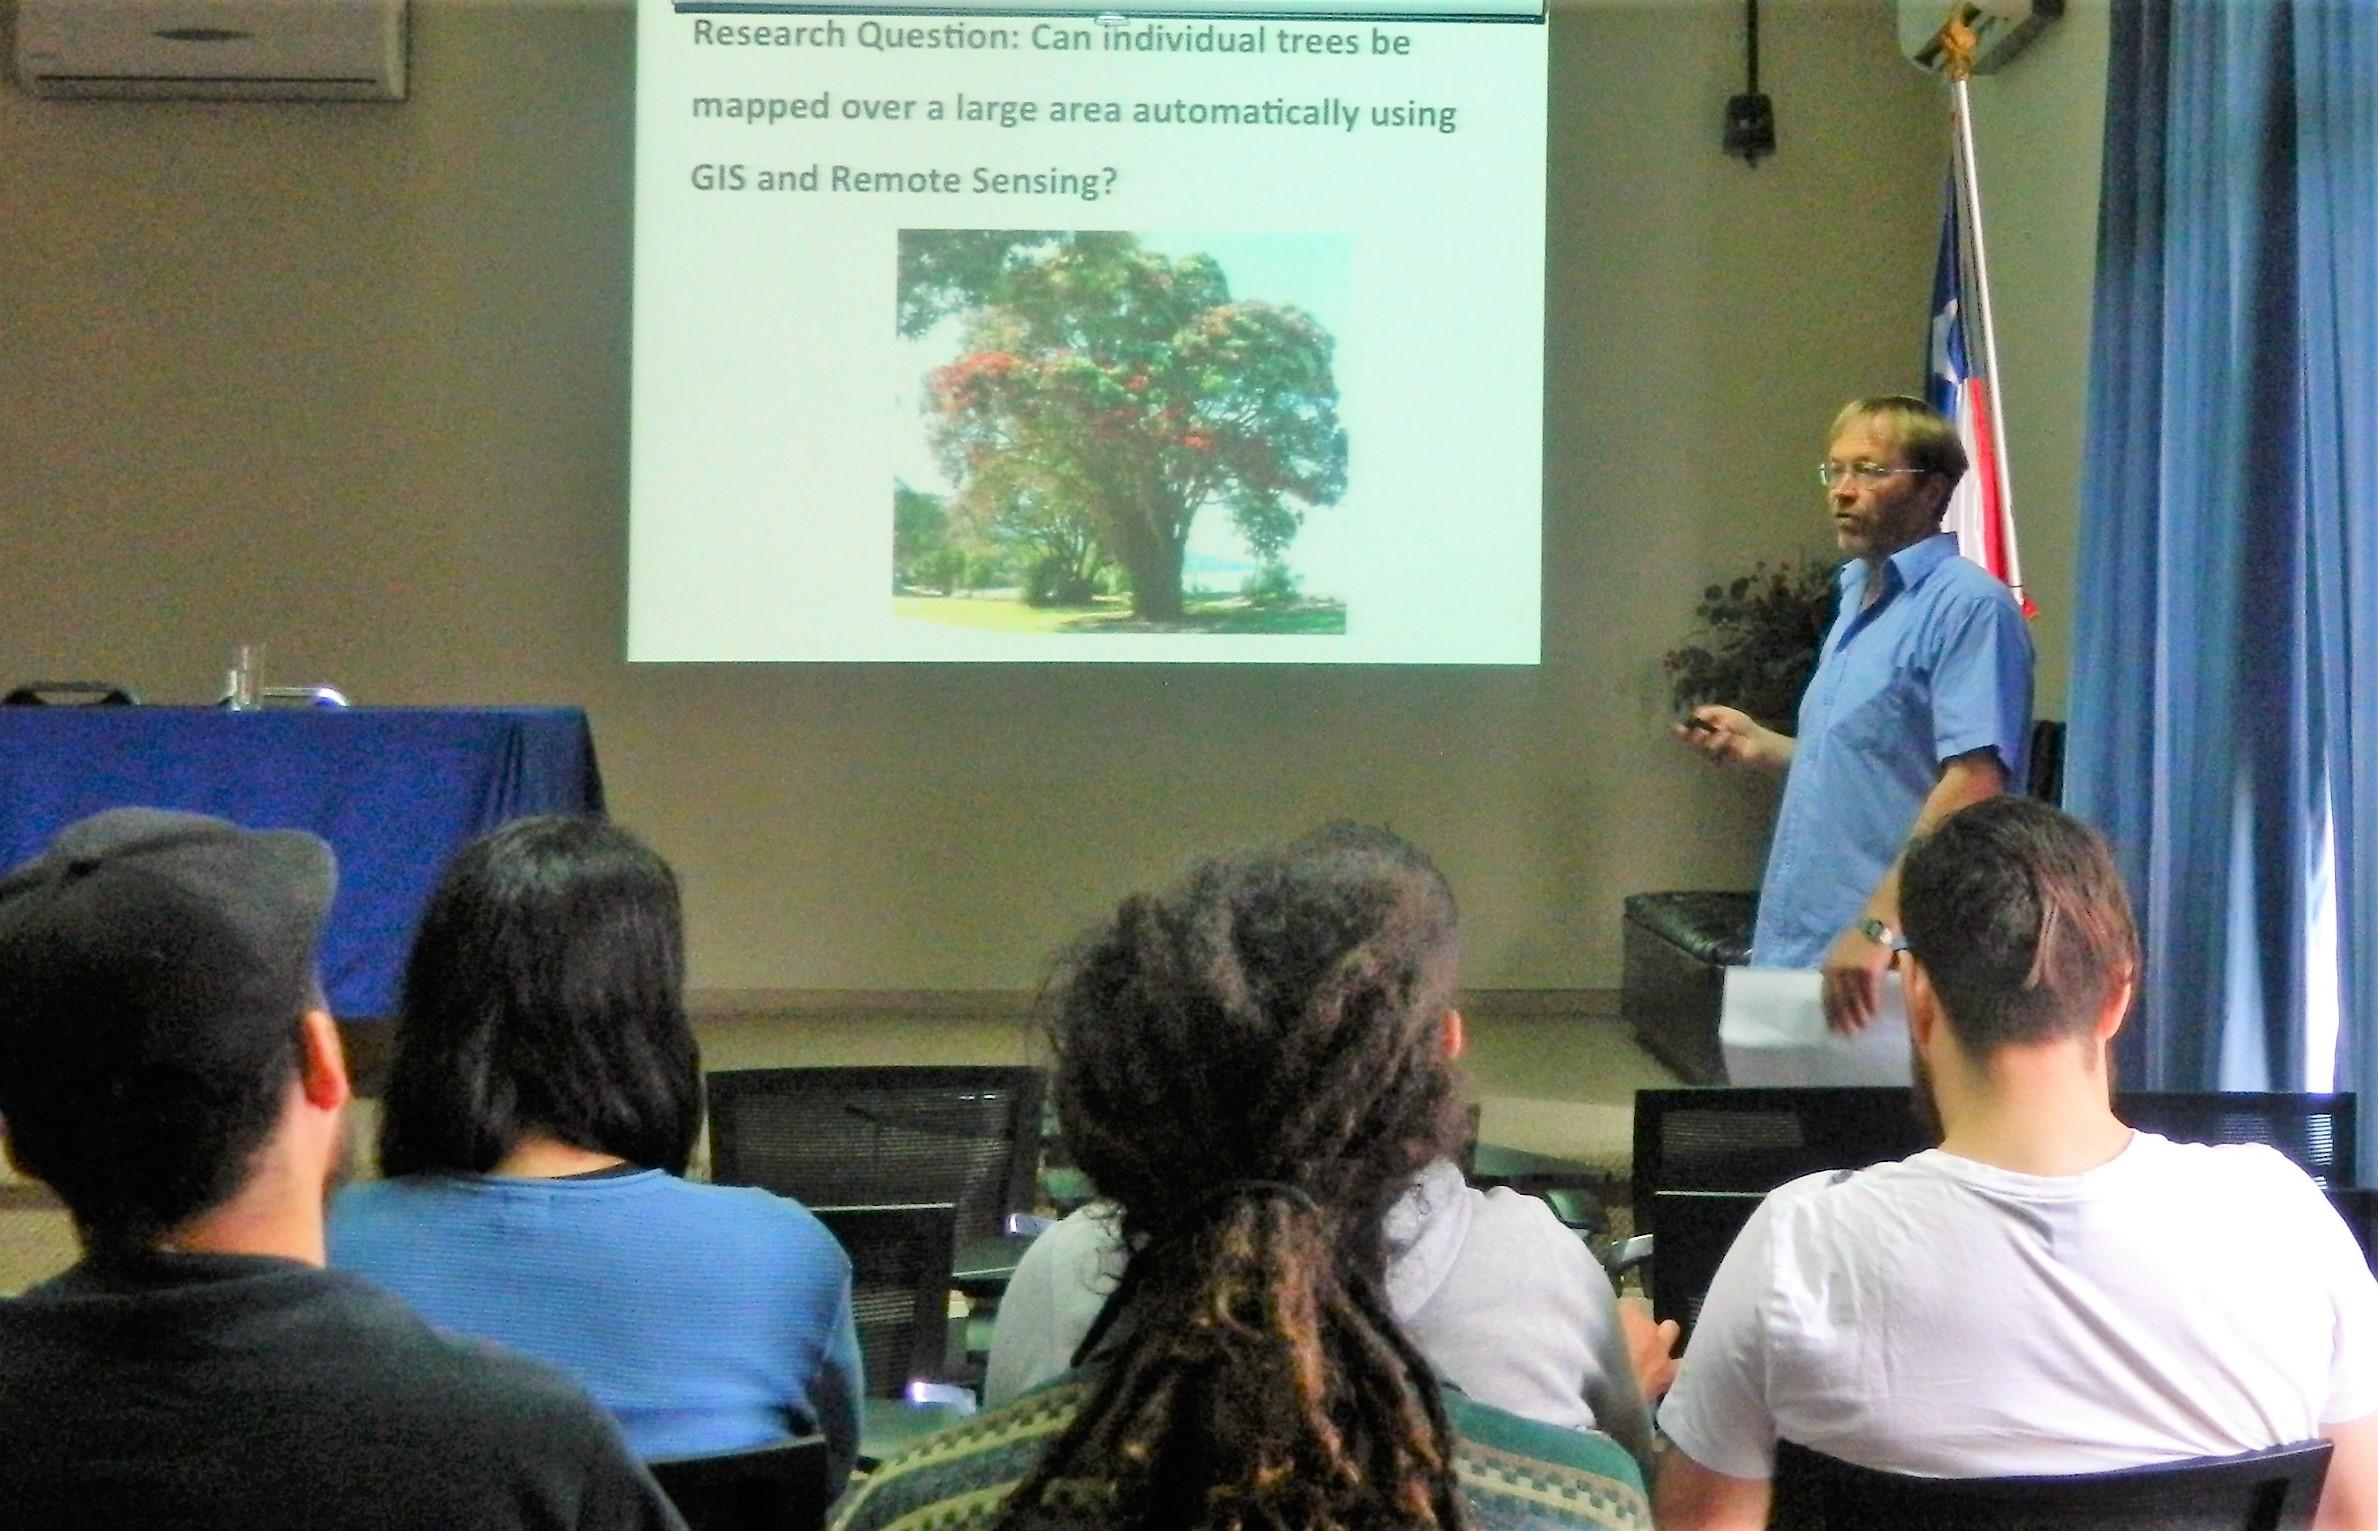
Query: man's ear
1902 956 1942 1050
2096 971 2135 1042
1442 1007 1466 1061
297 1009 350 1114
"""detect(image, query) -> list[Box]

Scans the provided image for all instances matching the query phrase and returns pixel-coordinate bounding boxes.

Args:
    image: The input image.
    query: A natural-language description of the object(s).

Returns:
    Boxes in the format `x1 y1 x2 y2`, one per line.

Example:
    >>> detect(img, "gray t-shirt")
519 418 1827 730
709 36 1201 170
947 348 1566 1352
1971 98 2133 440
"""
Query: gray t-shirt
984 1157 1657 1478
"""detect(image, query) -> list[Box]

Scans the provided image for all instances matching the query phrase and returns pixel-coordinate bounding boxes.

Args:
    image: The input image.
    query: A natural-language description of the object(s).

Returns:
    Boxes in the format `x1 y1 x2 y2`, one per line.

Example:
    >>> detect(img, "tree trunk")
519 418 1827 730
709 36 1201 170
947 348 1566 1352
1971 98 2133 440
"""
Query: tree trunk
1123 539 1186 620
1107 501 1188 620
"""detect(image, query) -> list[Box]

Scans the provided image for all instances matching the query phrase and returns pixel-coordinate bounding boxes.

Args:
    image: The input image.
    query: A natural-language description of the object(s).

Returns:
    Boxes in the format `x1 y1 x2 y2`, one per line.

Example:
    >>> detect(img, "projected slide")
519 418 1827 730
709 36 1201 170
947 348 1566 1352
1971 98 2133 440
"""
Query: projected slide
630 2 1546 663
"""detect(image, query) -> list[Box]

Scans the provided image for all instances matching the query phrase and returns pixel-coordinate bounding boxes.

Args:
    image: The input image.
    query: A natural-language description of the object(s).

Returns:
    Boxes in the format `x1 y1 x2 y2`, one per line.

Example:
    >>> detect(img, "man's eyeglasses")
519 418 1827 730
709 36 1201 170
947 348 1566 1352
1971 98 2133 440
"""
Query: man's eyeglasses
1818 460 1931 488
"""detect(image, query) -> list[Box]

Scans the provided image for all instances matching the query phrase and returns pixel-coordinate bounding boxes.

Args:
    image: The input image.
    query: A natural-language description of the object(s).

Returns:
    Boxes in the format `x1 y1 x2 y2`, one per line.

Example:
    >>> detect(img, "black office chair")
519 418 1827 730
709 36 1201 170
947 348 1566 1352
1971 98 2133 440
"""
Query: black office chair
1645 1189 1766 1344
2327 1187 2378 1273
2116 1091 2357 1189
1630 1087 1932 1232
647 1436 831 1531
2027 717 2066 805
707 1066 1045 1250
809 1202 959 1400
1632 1089 2357 1236
1466 1098 1612 1239
1770 1437 2332 1531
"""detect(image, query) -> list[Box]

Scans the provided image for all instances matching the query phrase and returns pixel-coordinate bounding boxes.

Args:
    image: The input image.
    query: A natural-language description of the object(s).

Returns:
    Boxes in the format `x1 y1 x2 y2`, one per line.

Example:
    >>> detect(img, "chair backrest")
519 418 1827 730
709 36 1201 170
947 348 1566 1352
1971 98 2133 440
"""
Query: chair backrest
647 1436 831 1531
810 1202 957 1399
1647 1189 1766 1343
2116 1092 2357 1189
2027 717 2066 804
1632 1087 1931 1230
1633 1089 2359 1232
1770 1437 2333 1531
706 1065 1046 1247
2329 1187 2378 1273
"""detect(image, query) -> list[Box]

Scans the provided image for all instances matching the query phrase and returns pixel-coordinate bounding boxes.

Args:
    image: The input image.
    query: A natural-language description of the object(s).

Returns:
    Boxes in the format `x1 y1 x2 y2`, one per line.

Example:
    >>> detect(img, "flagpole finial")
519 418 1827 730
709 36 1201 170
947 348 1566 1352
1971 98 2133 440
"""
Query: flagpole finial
1939 6 1979 82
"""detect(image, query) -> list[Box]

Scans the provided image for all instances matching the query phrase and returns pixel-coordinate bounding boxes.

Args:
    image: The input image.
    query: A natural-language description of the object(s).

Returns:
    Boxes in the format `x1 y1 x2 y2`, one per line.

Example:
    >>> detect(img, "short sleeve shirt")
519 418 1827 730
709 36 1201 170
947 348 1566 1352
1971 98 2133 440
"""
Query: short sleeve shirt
1751 533 2032 967
1659 1133 2378 1481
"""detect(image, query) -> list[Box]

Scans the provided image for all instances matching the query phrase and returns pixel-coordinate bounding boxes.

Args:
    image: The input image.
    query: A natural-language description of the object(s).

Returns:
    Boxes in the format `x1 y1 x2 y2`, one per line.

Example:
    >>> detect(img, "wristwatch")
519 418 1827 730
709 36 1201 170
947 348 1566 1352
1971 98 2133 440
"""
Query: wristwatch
1855 916 1905 952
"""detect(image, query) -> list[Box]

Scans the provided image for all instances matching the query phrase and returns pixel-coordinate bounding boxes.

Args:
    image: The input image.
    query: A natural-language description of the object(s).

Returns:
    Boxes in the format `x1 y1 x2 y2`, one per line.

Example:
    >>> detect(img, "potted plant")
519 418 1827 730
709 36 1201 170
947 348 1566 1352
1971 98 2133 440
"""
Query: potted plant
1662 557 1839 727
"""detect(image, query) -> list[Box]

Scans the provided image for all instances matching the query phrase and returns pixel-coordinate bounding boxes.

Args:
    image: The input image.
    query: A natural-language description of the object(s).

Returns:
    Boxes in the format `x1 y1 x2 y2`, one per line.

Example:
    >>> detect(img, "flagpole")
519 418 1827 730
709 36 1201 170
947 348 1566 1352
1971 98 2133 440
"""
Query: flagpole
1942 20 2023 595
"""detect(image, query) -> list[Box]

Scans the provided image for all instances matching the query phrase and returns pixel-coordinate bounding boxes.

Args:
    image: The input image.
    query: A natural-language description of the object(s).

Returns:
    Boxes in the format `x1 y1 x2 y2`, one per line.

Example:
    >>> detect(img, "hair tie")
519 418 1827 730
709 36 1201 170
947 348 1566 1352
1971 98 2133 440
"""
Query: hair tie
1071 1179 1329 1369
1133 1178 1329 1269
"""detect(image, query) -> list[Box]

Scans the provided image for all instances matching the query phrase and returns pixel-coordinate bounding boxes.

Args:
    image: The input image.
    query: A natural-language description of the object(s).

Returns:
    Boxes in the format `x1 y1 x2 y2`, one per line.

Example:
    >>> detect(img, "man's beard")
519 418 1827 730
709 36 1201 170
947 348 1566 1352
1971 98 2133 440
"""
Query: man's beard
1909 1044 1944 1144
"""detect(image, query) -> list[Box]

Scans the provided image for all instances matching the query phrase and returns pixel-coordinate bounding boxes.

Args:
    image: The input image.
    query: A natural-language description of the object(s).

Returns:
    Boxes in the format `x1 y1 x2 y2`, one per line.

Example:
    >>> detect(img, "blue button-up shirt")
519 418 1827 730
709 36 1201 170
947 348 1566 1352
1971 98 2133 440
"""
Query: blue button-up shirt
1750 533 2033 967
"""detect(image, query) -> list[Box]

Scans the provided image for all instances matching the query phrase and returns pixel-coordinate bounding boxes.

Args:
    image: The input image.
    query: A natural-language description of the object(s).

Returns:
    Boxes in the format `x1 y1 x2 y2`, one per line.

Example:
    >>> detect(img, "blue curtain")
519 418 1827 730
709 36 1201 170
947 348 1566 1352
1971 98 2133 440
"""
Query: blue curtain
2067 0 2377 1158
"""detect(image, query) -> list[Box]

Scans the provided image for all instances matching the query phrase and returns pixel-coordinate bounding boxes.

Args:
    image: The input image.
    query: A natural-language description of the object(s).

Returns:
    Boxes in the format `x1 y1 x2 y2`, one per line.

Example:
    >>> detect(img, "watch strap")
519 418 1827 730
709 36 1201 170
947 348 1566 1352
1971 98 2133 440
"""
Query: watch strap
1855 916 1904 951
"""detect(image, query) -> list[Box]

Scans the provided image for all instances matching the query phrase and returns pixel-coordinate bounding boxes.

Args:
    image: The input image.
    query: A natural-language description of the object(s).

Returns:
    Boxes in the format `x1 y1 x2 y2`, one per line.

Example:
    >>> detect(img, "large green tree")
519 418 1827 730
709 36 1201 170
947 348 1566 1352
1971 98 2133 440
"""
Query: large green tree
916 234 1346 622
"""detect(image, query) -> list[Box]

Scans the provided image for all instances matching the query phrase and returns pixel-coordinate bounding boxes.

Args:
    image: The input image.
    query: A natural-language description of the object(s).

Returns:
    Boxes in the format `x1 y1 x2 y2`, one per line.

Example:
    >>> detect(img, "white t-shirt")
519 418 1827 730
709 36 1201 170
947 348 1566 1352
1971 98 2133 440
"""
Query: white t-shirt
985 1158 1657 1476
1661 1131 2378 1480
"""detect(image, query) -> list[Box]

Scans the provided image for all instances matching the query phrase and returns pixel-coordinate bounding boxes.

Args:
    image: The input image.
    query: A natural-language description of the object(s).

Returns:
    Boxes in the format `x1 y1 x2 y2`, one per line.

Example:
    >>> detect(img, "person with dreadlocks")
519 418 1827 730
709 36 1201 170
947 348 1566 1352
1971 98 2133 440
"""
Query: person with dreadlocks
831 824 1655 1531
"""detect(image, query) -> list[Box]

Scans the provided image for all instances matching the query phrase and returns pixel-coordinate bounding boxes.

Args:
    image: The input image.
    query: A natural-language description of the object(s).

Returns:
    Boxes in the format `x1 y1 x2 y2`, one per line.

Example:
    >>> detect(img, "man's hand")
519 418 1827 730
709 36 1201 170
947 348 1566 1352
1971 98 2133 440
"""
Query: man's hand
1617 1295 1682 1402
1672 705 1791 773
1820 921 1896 1033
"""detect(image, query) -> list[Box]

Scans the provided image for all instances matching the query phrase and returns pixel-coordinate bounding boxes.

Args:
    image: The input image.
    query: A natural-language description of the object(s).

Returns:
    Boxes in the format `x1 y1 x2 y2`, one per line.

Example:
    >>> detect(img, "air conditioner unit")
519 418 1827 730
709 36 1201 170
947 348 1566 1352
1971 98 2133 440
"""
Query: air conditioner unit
1898 0 2062 76
13 0 408 101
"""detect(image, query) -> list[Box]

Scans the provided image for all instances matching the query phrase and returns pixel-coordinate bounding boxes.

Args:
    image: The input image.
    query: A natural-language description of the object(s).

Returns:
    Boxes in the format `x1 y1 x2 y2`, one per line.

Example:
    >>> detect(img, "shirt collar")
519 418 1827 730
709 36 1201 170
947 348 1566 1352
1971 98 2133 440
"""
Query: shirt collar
1840 530 1958 605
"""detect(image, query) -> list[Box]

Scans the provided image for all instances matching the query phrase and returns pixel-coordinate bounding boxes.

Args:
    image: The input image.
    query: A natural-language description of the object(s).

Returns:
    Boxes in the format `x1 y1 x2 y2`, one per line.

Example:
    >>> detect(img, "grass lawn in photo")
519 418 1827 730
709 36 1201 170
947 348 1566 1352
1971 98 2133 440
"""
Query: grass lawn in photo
894 591 1346 635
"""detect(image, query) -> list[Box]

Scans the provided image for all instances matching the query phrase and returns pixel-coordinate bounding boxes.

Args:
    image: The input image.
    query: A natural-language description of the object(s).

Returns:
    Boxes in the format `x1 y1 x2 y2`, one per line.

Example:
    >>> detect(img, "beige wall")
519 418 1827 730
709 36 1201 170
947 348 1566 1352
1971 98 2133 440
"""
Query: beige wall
0 0 2102 995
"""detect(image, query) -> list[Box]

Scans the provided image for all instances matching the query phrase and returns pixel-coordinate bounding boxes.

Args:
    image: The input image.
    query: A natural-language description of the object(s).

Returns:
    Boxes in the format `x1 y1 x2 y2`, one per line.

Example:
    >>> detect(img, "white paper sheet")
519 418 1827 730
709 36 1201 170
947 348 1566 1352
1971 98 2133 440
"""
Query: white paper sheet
1719 965 1914 1087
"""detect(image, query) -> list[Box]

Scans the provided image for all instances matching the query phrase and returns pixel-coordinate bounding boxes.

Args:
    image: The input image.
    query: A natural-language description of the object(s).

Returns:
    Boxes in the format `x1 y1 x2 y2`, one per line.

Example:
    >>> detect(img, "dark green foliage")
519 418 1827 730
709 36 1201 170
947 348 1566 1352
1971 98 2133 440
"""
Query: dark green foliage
1663 557 1839 722
1023 554 1101 608
893 482 954 590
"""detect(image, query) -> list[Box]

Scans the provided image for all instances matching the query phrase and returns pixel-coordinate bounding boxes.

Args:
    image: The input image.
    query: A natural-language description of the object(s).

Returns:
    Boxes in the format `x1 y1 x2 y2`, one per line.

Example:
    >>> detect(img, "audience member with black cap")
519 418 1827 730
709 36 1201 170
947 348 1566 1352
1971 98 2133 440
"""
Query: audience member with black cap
0 808 686 1531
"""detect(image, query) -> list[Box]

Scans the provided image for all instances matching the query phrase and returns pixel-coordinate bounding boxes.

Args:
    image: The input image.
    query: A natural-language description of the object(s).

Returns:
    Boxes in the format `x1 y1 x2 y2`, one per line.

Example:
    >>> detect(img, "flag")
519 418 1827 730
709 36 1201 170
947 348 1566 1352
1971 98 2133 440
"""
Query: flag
1927 175 2035 616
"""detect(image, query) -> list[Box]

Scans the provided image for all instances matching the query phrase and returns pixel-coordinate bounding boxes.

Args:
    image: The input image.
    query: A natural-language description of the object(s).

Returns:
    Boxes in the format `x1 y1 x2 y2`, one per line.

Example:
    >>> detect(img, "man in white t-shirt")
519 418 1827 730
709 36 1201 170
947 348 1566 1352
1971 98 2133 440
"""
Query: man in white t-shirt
1656 797 2378 1530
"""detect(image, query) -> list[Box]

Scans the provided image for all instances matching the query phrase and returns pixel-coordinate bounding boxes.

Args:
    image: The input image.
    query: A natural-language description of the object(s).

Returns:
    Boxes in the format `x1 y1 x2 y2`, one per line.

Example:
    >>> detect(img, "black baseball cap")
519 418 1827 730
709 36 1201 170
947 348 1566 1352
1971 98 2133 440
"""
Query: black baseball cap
0 808 337 1085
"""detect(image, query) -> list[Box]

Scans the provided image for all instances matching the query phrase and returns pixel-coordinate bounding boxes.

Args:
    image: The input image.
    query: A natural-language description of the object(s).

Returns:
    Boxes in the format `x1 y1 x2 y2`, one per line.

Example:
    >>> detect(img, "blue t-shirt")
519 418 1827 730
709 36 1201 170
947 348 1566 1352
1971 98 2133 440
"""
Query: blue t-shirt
1750 533 2033 967
329 1169 861 1486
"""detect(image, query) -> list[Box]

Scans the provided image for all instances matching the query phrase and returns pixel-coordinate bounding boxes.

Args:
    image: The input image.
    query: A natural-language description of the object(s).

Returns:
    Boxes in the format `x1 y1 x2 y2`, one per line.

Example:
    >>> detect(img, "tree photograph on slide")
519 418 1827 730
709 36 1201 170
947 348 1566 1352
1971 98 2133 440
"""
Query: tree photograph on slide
892 230 1351 635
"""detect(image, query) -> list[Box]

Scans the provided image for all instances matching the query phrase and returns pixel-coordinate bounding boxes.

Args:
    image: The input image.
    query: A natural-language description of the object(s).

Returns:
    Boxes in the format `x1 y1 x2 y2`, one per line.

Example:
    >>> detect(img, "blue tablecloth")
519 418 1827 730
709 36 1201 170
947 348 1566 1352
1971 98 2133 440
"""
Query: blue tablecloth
0 707 604 1018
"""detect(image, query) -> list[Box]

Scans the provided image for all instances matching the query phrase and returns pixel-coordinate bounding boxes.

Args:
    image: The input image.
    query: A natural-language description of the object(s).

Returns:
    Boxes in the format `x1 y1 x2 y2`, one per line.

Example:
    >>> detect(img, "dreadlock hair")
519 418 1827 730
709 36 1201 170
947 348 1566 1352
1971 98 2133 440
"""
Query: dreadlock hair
999 822 1471 1531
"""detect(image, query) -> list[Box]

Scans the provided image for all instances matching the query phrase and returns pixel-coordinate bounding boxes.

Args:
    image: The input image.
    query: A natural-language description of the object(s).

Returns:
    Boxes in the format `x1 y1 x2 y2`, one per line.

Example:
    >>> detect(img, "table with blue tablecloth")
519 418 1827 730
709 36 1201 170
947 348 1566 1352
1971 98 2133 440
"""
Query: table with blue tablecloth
0 707 604 1018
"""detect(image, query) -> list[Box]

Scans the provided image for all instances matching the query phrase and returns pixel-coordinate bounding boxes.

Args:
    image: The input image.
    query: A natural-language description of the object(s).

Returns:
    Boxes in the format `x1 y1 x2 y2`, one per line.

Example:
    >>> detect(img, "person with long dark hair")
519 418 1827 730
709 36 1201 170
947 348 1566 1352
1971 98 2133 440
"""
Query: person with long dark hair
833 824 1654 1531
329 816 861 1484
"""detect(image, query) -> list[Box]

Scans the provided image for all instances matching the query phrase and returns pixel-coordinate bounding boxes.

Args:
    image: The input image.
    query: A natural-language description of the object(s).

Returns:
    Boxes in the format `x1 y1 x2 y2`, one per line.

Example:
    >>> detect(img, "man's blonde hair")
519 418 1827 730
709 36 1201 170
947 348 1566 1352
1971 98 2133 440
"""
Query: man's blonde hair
1830 394 1970 482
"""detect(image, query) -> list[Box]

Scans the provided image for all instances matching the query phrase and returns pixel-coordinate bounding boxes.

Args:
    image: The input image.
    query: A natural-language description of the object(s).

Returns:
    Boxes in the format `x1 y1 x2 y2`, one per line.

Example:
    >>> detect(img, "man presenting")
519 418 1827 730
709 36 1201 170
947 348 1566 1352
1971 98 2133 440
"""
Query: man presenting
1655 798 2378 1530
0 808 686 1530
1675 395 2031 1031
